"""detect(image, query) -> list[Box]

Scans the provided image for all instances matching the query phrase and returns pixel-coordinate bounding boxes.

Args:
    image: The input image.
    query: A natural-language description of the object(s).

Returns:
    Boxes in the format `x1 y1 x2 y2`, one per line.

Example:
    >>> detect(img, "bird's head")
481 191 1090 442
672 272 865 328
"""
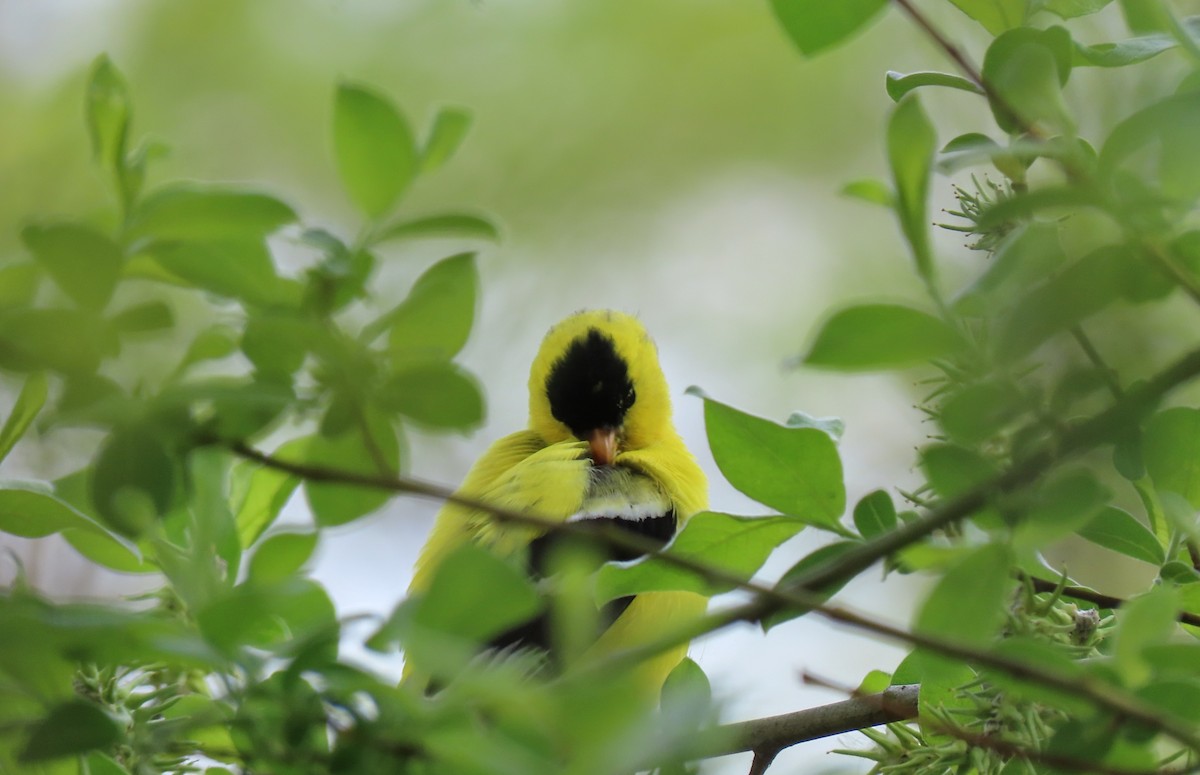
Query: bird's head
528 310 674 465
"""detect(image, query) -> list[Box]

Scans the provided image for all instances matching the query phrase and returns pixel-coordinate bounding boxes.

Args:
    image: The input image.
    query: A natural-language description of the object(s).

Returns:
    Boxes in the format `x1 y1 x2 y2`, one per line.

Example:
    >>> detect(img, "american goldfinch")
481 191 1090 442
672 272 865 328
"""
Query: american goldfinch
407 309 708 697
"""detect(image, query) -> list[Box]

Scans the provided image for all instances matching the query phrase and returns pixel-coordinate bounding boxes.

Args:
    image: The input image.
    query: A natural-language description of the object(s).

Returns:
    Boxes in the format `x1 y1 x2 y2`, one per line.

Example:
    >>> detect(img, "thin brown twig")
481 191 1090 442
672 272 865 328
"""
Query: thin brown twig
1024 574 1200 628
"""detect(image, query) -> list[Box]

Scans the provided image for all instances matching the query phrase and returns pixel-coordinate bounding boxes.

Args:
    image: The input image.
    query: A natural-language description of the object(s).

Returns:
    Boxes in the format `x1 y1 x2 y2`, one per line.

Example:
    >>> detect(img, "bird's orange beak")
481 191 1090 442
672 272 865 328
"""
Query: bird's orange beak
588 427 619 467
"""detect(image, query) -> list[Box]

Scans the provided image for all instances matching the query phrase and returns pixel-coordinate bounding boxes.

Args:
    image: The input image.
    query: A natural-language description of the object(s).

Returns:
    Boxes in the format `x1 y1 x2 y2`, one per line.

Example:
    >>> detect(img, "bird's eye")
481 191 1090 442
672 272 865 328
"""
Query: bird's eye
624 387 636 409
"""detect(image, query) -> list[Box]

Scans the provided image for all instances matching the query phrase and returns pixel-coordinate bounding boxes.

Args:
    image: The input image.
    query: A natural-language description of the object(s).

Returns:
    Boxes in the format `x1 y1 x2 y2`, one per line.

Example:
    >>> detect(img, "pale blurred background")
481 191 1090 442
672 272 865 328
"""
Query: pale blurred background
0 1 1163 771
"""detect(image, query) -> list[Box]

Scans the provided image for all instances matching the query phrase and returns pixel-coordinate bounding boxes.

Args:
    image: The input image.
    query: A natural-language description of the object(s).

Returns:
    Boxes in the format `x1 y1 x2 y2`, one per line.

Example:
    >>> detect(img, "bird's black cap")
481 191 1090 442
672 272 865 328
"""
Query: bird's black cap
545 328 636 438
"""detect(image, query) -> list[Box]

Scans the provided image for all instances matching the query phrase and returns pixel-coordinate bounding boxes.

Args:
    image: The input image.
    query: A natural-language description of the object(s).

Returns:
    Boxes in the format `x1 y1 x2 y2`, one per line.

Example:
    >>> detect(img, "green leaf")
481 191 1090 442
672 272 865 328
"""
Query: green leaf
840 179 893 207
420 107 472 173
0 372 48 465
1075 32 1177 66
0 308 118 375
303 421 400 527
333 83 417 218
769 0 888 57
379 361 485 431
110 301 173 334
0 262 42 308
915 543 1013 645
982 26 1075 134
804 304 961 370
1014 470 1110 549
996 245 1129 361
20 700 121 762
595 512 807 601
940 380 1024 444
197 578 337 652
1100 91 1200 202
887 95 937 280
90 426 177 537
953 223 1067 316
1144 407 1200 508
948 0 1028 34
128 184 296 243
697 395 845 529
21 222 123 311
764 540 861 630
84 55 130 173
382 253 477 359
1114 586 1180 685
1044 0 1113 17
374 214 500 245
234 437 306 546
922 444 999 497
1078 507 1164 566
241 313 314 378
0 487 116 540
149 240 301 309
248 532 318 584
853 489 896 539
177 325 240 373
885 70 983 102
660 657 712 721
375 544 541 672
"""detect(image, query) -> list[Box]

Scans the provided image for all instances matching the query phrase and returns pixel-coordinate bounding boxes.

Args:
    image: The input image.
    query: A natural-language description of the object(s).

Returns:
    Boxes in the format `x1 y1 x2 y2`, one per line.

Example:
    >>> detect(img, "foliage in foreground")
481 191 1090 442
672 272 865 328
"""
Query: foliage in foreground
4 0 1200 773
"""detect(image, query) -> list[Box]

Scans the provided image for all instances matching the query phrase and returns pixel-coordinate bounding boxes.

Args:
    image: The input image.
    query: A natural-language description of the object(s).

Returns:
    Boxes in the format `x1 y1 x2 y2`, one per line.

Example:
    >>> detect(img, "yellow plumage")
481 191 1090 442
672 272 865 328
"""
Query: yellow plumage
407 309 708 697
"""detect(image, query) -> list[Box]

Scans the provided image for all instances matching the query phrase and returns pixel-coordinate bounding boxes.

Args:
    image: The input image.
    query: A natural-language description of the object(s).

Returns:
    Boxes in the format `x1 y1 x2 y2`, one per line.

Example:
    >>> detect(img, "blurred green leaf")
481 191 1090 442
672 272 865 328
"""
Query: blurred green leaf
982 26 1074 134
90 426 177 537
853 489 896 539
660 657 711 723
885 70 983 102
769 0 887 57
953 223 1067 316
248 532 318 584
595 512 807 601
178 325 240 373
0 487 119 541
940 380 1024 444
764 540 861 629
976 186 1107 231
1114 586 1180 685
1144 407 1200 508
0 308 118 374
804 303 961 370
379 361 484 431
1136 678 1200 723
333 83 417 218
21 223 123 311
242 313 314 379
110 301 172 334
420 106 472 173
0 372 48 465
996 245 1129 361
375 214 500 245
128 184 296 243
20 700 121 762
696 393 845 529
52 470 150 572
84 55 130 173
1075 29 1182 66
1078 507 1164 566
150 240 302 308
197 578 337 652
380 252 477 358
234 437 306 547
983 637 1092 714
1044 0 1114 17
841 178 893 207
374 544 541 671
921 444 999 498
915 543 1013 645
948 0 1027 33
887 95 937 280
304 420 399 527
0 263 41 308
1014 470 1110 549
1100 91 1200 202
83 753 131 775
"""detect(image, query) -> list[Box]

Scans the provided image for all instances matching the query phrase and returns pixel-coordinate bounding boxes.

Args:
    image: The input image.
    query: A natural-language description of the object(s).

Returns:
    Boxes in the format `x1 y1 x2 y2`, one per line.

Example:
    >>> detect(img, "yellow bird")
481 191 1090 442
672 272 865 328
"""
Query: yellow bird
407 309 708 697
